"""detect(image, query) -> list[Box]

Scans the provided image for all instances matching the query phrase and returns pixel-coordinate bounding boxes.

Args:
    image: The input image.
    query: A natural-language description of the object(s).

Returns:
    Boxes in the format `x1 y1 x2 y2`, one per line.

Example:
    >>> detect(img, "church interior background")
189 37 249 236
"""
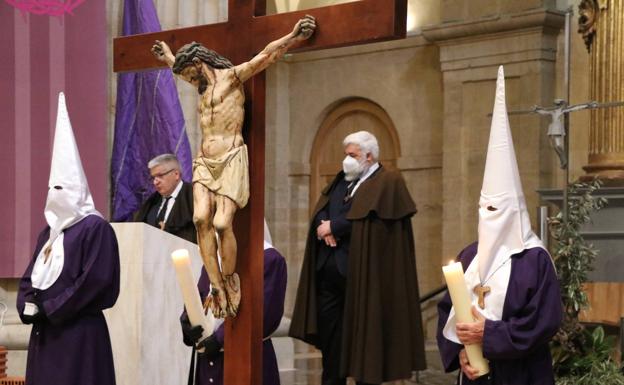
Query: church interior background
1 0 619 383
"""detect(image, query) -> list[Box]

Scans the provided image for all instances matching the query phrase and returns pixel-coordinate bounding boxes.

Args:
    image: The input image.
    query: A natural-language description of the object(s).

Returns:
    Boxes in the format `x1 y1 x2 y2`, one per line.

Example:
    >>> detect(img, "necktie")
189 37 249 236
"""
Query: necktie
156 196 172 228
344 179 359 202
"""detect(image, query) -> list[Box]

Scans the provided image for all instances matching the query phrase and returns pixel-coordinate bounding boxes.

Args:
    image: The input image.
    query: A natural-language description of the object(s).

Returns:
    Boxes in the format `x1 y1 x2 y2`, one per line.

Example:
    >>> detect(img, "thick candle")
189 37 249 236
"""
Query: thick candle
442 261 490 376
171 249 213 345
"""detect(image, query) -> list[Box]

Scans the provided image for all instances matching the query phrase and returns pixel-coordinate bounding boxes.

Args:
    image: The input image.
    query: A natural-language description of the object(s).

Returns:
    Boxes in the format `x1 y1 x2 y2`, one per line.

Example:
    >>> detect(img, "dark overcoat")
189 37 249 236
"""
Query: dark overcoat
290 167 426 383
134 181 197 243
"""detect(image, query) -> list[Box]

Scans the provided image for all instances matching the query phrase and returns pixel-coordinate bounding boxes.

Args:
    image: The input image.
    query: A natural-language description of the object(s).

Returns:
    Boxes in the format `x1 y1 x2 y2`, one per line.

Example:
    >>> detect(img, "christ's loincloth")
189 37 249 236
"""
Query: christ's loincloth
192 144 249 208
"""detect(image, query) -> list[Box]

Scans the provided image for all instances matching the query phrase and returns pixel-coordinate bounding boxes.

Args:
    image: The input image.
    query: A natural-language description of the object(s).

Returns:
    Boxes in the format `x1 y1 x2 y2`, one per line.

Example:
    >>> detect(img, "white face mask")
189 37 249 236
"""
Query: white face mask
342 155 365 181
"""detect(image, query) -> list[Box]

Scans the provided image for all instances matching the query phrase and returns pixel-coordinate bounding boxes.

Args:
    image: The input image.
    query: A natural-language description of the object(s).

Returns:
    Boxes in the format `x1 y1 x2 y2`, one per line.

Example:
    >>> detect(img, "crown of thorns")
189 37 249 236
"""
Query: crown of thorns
172 42 234 73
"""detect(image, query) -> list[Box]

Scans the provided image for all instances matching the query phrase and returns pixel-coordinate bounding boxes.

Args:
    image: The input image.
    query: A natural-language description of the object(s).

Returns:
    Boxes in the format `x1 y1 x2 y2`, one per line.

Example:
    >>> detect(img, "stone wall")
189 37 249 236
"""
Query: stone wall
264 37 445 321
423 7 566 262
263 2 593 340
103 1 592 341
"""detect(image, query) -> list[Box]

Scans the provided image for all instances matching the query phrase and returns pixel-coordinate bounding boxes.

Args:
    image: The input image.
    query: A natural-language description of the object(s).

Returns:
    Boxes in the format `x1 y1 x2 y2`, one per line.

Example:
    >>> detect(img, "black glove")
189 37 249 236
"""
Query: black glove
197 333 221 359
180 313 204 346
21 301 47 325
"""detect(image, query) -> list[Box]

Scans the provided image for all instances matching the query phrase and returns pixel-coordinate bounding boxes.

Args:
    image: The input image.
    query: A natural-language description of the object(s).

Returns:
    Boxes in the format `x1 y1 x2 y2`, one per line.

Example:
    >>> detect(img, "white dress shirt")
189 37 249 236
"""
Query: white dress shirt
157 180 183 224
349 162 380 197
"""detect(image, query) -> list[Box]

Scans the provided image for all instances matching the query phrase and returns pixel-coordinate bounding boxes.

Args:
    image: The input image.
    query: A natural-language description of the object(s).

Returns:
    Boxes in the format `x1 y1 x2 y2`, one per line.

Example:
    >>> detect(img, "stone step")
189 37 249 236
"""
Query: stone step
274 338 457 385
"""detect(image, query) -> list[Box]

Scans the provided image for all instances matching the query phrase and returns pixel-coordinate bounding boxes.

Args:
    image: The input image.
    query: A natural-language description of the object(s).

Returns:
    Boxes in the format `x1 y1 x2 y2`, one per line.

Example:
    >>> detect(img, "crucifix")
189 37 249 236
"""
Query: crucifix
507 99 624 168
473 285 490 309
490 9 624 223
113 1 407 383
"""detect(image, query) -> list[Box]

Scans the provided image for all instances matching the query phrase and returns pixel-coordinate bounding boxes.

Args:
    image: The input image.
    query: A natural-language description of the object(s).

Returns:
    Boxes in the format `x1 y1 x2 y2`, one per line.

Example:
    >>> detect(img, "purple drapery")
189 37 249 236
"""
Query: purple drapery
110 0 193 221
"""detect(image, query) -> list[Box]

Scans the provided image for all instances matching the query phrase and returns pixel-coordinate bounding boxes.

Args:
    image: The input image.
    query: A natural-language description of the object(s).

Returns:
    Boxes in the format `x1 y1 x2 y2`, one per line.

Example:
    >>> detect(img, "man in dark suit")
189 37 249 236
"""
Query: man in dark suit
311 131 382 385
134 153 196 243
290 131 426 385
312 164 354 385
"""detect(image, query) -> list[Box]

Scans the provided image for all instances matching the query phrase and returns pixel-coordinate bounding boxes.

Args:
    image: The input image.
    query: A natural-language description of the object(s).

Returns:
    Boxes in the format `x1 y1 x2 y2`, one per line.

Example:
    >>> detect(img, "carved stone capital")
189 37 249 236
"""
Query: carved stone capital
578 0 599 52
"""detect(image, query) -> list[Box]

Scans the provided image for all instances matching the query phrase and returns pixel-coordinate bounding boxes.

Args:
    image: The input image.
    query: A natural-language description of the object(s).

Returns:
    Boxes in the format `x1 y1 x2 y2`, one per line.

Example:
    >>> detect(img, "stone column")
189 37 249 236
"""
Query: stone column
579 0 624 182
422 8 565 259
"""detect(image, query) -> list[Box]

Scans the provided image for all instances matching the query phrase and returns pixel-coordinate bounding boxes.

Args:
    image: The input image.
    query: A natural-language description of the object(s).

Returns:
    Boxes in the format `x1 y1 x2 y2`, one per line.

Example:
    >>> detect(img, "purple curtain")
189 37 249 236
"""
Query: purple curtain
111 0 193 221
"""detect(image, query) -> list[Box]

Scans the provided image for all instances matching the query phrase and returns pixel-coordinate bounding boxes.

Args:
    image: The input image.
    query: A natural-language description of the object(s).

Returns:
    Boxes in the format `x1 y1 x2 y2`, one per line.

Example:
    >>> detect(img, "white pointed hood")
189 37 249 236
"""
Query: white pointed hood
476 66 544 280
442 67 545 343
264 219 273 250
31 92 102 290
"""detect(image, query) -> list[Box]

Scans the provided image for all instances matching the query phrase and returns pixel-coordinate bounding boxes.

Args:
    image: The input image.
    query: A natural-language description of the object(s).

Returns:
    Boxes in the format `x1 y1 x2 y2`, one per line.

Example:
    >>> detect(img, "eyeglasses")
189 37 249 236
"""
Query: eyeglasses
150 169 175 181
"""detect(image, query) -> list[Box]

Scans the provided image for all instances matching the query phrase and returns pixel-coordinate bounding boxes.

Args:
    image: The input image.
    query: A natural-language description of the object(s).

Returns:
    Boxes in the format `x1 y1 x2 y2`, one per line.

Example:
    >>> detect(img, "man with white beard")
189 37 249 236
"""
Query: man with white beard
290 131 426 385
17 93 120 385
436 67 562 385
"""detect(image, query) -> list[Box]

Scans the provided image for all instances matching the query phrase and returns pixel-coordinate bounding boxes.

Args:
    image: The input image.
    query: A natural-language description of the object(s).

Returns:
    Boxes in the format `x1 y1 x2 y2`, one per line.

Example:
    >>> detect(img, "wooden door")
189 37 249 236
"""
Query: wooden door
309 98 401 210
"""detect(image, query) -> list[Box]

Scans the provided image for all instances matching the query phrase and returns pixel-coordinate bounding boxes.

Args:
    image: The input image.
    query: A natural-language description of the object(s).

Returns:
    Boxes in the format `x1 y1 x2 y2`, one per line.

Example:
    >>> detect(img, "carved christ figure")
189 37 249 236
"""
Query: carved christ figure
533 100 600 169
152 15 316 318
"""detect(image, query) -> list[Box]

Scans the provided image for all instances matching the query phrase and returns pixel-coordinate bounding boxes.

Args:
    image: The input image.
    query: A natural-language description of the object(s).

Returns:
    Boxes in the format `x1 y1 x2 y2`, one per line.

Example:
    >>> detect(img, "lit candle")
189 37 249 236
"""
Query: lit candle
171 249 213 347
442 261 490 376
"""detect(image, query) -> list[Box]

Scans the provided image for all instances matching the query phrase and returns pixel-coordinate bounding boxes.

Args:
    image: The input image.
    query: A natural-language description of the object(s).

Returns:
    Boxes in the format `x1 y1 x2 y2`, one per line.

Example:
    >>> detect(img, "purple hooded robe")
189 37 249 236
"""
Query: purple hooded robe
184 247 287 385
17 215 120 385
437 242 562 385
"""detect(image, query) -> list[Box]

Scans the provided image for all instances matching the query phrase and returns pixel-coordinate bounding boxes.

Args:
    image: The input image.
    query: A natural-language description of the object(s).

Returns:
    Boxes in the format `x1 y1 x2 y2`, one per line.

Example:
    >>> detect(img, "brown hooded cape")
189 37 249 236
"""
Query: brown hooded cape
289 166 426 383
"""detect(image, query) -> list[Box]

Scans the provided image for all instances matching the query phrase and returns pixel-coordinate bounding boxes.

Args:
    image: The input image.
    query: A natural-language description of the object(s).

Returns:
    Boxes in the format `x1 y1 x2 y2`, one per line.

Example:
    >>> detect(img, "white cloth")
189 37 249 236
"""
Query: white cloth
264 219 273 246
32 93 102 290
443 67 545 343
476 67 543 281
31 234 65 291
442 253 512 343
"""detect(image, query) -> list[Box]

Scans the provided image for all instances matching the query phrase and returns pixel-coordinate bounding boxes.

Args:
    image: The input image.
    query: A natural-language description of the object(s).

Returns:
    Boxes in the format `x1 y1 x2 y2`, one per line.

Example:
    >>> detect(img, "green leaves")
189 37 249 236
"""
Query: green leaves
555 326 623 385
548 179 623 384
549 179 607 322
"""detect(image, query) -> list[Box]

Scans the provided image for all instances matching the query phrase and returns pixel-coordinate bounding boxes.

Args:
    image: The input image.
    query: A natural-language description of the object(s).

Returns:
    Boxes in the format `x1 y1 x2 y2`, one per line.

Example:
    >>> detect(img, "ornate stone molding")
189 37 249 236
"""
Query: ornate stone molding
421 8 565 43
283 34 429 63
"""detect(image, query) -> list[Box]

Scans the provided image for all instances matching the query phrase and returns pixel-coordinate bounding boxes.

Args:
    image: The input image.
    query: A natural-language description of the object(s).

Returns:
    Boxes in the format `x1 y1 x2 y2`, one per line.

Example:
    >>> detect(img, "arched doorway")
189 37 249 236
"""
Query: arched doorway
309 98 401 208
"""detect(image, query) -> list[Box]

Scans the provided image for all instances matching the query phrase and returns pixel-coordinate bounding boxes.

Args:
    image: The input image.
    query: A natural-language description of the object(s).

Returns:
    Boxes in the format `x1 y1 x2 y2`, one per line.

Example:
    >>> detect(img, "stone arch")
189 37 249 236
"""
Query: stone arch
309 98 401 208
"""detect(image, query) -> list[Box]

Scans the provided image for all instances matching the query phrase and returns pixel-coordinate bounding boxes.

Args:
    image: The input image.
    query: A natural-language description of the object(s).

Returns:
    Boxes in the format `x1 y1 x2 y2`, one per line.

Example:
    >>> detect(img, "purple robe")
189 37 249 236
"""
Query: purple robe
437 242 562 385
17 215 120 385
185 247 287 385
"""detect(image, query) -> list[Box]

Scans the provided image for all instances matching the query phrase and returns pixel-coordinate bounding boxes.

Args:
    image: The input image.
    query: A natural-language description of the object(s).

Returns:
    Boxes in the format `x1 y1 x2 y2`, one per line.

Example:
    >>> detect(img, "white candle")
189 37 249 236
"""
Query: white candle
442 261 490 376
171 249 213 346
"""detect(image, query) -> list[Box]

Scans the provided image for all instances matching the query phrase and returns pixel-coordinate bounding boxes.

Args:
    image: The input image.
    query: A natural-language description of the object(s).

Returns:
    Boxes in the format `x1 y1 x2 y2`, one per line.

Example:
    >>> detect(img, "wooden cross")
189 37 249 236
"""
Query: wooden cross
473 285 491 310
113 1 407 384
